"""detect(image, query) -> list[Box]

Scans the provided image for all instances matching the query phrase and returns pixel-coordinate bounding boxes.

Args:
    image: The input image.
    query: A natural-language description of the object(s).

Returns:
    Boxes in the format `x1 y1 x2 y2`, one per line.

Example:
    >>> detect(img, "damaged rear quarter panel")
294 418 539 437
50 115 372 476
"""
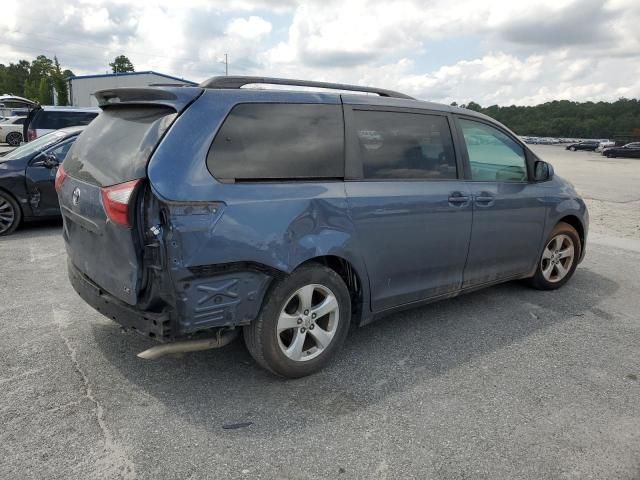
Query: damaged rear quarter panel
147 90 370 334
159 183 367 334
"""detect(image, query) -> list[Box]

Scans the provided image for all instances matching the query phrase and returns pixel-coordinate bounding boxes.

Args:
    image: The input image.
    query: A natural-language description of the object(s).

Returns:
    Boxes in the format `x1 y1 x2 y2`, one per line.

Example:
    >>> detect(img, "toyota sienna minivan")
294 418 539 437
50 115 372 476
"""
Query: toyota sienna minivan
57 76 588 378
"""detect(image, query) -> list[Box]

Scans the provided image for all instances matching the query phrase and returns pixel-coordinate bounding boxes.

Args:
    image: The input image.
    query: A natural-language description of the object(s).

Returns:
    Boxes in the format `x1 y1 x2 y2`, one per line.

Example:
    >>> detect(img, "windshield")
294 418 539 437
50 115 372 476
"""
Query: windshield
2 130 68 160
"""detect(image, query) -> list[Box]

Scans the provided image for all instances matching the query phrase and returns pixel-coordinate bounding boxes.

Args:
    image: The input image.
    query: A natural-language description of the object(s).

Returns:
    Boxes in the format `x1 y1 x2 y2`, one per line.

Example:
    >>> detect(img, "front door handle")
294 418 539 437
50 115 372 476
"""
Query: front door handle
474 192 495 207
448 191 470 206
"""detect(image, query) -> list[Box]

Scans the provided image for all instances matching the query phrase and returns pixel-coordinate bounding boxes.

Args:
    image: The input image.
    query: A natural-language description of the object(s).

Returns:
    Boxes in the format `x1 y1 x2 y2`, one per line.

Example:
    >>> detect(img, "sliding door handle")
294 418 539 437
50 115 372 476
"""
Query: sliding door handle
448 192 470 206
474 192 495 206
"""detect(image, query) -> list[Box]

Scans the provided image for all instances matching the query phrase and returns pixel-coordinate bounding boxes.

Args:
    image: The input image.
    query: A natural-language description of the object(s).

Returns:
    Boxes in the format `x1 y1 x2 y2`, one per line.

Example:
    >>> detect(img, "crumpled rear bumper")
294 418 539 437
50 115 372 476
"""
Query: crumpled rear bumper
67 259 173 342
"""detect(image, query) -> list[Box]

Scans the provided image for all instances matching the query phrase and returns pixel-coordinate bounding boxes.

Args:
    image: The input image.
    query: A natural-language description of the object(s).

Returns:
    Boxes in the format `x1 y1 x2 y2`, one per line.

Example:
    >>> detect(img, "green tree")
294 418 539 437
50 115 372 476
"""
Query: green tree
109 55 135 73
30 55 54 80
465 101 482 112
52 56 69 105
1 60 30 96
24 80 39 102
450 98 640 139
38 77 53 105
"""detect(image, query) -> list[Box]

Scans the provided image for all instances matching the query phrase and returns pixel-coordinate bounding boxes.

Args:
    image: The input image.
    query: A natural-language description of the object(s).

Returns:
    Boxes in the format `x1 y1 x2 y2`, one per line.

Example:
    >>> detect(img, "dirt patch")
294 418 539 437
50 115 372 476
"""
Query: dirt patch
584 198 640 240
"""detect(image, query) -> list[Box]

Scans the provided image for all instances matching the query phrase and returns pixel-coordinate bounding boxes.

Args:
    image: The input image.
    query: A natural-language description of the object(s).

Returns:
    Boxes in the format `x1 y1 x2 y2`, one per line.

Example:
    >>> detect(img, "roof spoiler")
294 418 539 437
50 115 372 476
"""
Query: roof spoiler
94 87 203 112
199 76 415 100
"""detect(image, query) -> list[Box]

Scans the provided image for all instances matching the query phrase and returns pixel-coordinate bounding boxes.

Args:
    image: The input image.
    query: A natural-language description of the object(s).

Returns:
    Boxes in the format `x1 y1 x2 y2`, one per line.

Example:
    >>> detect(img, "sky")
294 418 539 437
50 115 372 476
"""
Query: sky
1 0 639 106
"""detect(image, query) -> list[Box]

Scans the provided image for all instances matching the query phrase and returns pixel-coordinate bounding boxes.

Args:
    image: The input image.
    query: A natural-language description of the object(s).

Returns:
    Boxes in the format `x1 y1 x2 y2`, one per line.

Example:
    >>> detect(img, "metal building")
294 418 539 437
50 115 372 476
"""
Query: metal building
67 71 197 107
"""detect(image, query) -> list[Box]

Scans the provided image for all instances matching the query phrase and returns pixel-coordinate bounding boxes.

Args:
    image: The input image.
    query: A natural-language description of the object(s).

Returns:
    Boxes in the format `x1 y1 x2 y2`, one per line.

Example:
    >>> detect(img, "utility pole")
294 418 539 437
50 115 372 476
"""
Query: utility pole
218 54 229 76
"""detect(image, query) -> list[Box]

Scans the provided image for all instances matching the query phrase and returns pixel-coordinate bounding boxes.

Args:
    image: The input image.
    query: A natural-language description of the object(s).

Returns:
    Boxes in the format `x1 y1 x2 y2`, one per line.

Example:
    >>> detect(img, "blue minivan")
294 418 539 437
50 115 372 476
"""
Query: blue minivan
57 77 588 377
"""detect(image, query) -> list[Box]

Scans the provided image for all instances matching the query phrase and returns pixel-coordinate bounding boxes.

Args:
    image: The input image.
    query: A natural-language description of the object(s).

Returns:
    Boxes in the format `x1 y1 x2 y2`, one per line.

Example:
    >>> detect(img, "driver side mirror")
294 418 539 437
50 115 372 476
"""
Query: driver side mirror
534 160 554 182
40 153 59 169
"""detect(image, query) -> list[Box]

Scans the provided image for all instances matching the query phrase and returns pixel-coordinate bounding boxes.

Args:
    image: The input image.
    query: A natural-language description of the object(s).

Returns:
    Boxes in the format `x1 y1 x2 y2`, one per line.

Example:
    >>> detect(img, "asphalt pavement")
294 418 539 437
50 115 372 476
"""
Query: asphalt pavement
1 147 639 479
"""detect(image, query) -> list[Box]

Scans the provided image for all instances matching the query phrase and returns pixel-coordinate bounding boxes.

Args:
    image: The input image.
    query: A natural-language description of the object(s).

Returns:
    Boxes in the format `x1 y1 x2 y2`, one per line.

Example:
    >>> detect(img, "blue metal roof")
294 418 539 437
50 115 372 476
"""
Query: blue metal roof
67 70 197 85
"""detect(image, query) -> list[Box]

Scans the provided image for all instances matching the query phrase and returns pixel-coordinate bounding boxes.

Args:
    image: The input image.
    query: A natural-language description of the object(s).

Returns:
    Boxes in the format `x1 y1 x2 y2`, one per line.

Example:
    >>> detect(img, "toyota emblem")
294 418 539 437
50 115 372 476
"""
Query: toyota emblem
72 187 81 206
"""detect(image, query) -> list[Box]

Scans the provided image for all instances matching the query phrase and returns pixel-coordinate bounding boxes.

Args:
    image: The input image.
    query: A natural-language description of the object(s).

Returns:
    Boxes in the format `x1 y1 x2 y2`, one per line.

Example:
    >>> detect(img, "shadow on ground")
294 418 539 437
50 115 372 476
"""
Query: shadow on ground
92 267 616 437
13 219 62 238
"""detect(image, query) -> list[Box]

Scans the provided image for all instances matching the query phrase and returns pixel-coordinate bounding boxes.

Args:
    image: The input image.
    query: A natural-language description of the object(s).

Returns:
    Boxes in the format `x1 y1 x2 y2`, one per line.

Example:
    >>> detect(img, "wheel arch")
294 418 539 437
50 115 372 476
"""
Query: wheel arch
296 255 369 326
557 214 584 249
0 186 24 233
0 186 24 217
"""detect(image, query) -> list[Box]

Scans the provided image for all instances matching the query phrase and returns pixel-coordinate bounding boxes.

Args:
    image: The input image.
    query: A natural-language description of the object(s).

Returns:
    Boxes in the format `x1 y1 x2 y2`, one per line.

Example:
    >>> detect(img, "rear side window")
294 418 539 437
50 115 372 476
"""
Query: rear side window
32 111 97 130
353 110 457 180
64 106 176 186
13 118 26 125
207 103 344 181
459 119 528 182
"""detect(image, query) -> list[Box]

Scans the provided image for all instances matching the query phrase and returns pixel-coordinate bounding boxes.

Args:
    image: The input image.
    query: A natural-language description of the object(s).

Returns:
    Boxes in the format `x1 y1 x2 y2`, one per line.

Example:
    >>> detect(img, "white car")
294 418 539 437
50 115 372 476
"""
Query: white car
0 116 27 146
596 141 615 153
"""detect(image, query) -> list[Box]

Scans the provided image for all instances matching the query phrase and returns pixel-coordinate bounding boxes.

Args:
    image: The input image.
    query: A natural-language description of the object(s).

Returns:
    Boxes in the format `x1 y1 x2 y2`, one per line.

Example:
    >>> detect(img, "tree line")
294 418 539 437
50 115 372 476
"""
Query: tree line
0 55 73 105
0 54 135 106
455 99 640 139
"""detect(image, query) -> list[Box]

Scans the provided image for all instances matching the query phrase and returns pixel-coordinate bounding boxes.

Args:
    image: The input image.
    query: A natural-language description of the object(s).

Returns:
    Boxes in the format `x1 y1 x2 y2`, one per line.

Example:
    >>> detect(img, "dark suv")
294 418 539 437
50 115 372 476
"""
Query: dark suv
24 106 99 141
57 77 588 378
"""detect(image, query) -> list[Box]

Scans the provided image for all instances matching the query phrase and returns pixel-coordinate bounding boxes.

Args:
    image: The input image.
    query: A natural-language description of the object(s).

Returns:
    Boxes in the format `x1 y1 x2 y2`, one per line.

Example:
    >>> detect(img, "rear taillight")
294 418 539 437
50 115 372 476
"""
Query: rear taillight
54 165 67 193
100 179 141 228
27 128 36 142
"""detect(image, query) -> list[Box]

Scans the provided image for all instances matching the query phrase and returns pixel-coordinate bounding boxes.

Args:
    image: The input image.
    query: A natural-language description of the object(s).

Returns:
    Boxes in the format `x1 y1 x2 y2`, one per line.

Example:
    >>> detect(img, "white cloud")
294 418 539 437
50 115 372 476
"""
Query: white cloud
226 16 272 39
0 0 639 105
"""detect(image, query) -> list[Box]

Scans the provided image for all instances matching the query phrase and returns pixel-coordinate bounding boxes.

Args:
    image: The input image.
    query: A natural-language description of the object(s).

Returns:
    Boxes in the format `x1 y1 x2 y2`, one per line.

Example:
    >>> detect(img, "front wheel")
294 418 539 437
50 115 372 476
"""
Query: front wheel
244 264 351 378
528 222 581 290
569 146 576 151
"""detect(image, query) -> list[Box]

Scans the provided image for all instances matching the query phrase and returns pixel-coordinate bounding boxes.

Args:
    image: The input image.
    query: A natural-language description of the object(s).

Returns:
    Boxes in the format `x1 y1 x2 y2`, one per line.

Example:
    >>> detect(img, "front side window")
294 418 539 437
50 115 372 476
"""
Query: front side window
46 138 75 163
207 103 344 181
353 110 457 180
459 119 528 182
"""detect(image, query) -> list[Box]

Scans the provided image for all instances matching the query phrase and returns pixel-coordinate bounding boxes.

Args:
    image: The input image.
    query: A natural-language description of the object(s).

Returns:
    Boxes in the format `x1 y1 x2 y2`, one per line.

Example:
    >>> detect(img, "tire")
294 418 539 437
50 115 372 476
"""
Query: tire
569 146 576 151
5 132 22 147
0 190 22 236
244 264 351 378
528 222 581 290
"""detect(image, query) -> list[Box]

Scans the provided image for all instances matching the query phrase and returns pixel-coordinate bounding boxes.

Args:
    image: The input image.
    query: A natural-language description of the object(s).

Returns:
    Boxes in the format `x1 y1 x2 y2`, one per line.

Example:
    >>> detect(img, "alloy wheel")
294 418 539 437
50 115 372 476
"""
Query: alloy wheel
276 284 340 362
0 197 16 234
6 132 22 147
541 234 575 283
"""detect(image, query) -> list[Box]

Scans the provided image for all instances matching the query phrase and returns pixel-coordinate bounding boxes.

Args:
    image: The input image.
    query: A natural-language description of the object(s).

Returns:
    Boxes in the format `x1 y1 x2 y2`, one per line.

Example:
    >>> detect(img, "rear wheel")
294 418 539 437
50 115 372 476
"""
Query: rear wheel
5 132 22 147
528 222 581 290
244 264 351 378
0 190 21 236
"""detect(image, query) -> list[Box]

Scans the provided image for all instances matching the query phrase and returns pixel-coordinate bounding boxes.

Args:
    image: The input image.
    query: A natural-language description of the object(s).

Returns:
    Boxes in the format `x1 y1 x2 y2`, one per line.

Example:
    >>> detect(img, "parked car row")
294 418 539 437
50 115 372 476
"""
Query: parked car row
0 105 99 147
565 139 640 158
602 142 640 158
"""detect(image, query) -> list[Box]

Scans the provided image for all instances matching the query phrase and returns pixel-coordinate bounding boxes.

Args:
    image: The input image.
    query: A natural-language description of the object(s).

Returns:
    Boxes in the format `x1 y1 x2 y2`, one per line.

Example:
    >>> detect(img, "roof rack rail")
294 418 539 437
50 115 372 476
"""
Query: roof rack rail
198 76 415 100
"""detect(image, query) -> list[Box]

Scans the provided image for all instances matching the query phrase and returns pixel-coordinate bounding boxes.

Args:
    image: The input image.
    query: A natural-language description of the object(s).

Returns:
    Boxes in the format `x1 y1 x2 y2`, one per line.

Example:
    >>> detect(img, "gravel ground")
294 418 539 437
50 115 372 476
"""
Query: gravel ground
530 145 640 240
1 144 639 480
